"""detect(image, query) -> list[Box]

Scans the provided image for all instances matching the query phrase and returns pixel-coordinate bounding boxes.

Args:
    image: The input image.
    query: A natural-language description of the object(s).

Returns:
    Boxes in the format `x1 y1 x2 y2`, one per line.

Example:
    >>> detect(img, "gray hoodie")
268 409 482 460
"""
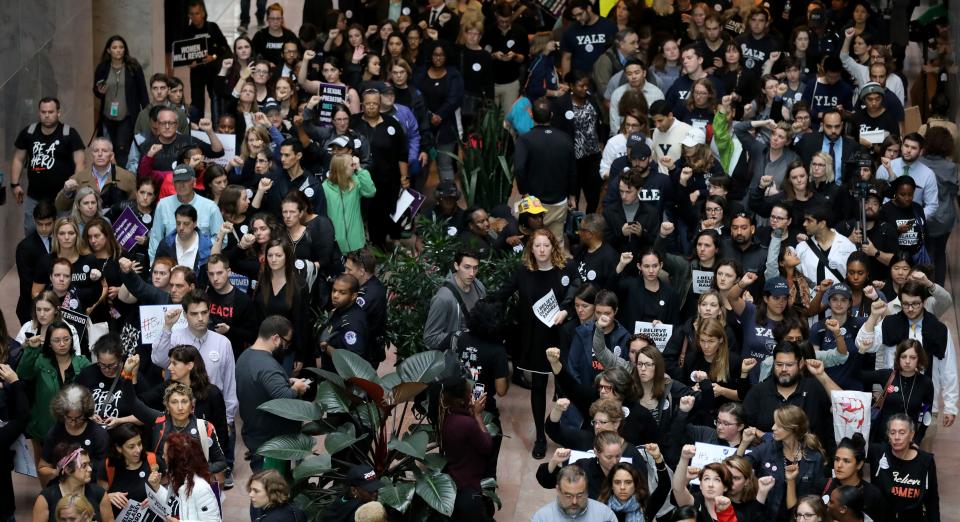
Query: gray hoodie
422 273 486 351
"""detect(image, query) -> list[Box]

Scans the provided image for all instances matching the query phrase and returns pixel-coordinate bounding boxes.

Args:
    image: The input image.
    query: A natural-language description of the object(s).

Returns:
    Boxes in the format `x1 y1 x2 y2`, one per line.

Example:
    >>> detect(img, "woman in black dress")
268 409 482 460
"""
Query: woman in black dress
493 228 578 458
413 41 464 184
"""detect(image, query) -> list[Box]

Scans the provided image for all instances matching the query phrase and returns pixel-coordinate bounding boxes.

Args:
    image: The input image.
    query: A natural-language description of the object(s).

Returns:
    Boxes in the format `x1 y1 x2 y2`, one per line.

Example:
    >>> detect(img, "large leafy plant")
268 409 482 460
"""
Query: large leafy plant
257 349 489 519
379 218 520 361
445 102 514 209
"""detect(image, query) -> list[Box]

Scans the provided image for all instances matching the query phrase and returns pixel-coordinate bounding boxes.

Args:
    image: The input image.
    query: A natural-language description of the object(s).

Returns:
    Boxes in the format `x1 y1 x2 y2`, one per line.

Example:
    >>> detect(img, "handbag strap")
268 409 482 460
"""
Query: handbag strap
805 238 845 282
679 334 690 367
875 370 897 410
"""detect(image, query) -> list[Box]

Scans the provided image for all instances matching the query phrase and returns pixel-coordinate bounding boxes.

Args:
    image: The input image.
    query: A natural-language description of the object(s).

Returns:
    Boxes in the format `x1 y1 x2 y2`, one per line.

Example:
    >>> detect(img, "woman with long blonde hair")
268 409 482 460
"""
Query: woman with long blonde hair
322 153 376 253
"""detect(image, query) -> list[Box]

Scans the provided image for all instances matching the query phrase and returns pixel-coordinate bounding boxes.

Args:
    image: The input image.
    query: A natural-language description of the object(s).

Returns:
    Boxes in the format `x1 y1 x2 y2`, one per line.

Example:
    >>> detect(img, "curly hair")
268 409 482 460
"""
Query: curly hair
248 469 291 507
164 432 211 496
163 381 195 406
521 228 566 271
51 384 95 421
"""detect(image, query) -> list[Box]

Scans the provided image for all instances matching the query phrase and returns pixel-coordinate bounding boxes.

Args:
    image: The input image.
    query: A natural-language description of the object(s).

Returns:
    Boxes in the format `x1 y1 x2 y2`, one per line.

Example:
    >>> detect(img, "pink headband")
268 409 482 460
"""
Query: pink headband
56 448 84 475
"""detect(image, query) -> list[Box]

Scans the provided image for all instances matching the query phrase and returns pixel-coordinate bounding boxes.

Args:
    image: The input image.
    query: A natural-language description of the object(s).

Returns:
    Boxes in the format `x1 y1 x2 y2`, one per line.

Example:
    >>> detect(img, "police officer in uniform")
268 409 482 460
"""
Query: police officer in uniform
344 250 387 368
318 274 370 368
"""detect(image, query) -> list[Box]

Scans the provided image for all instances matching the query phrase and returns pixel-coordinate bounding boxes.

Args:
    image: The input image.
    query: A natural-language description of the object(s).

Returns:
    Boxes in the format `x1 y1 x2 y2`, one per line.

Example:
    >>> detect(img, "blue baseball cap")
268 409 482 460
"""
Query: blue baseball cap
764 277 790 297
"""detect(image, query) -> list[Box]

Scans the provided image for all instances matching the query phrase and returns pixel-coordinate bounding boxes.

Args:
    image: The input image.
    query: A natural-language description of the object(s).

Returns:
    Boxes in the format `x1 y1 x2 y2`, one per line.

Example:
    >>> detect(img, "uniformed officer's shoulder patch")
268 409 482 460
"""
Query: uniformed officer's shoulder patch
356 296 366 308
345 331 357 345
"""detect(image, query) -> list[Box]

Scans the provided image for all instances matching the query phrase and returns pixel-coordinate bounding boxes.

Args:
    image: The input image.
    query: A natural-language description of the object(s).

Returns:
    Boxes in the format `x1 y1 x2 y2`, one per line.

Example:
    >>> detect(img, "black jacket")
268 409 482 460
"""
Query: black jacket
15 232 50 323
93 62 149 119
514 125 577 204
793 132 863 183
742 376 835 453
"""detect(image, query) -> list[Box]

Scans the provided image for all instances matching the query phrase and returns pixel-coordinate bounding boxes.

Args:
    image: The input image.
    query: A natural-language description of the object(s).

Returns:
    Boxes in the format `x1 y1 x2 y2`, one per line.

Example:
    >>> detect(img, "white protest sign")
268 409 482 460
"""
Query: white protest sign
139 304 188 345
190 131 237 168
568 449 632 465
692 270 714 294
691 442 738 469
533 290 561 327
634 322 673 351
116 500 148 522
145 484 170 518
830 390 872 447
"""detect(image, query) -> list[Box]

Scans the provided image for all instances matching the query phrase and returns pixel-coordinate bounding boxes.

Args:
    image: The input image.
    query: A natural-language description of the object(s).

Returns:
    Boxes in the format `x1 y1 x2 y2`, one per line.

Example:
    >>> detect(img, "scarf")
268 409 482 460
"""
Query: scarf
881 310 947 359
607 495 642 522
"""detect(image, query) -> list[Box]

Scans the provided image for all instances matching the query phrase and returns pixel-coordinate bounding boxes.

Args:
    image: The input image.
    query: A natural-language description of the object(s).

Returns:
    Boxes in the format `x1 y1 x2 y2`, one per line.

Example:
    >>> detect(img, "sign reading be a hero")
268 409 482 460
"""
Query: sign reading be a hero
172 37 208 67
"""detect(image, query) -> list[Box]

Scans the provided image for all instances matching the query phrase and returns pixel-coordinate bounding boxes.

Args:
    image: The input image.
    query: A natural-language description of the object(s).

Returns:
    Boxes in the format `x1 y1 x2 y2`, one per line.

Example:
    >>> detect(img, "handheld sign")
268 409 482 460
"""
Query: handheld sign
634 322 673 351
139 304 188 345
830 390 872 448
190 131 236 168
691 270 714 294
113 207 149 252
171 37 209 67
317 83 348 125
59 308 89 349
533 290 561 327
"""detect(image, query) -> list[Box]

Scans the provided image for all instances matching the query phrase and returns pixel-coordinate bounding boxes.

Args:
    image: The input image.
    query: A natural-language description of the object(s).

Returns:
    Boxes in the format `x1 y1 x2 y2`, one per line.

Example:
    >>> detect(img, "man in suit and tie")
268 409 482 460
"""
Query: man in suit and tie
15 200 56 323
793 110 863 185
420 0 460 43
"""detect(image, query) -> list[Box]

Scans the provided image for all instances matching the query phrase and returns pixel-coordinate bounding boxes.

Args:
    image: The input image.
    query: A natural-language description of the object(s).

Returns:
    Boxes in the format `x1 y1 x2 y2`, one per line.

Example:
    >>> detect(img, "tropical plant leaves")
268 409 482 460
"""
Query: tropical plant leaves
305 367 345 388
257 433 315 460
324 423 364 455
390 382 428 405
414 471 457 516
257 398 323 421
387 430 429 460
380 372 402 391
356 402 382 433
314 381 351 413
332 349 379 383
481 477 502 510
397 350 446 383
292 454 332 482
378 478 416 513
423 453 447 472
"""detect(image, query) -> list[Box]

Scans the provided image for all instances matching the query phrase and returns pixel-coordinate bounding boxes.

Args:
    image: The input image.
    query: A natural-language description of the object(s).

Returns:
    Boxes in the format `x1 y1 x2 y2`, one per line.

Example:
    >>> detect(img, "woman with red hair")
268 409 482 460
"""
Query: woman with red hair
149 433 222 521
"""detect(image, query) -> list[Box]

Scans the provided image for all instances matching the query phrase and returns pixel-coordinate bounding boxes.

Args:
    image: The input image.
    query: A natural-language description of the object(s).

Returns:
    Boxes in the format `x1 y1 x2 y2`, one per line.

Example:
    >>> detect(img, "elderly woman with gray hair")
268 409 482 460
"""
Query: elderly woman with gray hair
35 384 110 487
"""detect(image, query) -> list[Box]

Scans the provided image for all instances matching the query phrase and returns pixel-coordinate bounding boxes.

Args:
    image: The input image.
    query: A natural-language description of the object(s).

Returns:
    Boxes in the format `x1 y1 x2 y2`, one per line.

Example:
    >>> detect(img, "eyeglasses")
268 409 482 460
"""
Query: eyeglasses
795 513 818 521
51 337 71 345
705 207 723 213
253 69 270 75
769 214 789 221
774 361 798 369
715 418 738 428
902 301 923 310
560 491 588 501
591 418 616 427
64 414 86 424
158 121 178 127
597 384 614 393
98 361 121 371
636 361 655 369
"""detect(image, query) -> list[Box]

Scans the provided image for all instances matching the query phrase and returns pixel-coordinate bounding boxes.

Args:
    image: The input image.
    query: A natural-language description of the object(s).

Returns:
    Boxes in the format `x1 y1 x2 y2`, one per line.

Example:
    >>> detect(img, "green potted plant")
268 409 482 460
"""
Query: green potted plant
255 349 501 520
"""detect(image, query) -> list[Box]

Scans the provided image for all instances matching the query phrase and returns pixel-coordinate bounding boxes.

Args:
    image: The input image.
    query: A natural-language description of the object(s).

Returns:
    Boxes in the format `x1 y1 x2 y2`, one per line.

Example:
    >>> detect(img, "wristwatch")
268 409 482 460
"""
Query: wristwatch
10 182 19 188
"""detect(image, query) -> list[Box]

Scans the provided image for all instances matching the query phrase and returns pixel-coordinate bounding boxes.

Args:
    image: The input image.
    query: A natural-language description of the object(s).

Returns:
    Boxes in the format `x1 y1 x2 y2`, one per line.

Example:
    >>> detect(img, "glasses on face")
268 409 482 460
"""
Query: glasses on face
715 418 738 428
775 361 798 369
98 361 121 371
561 491 588 501
902 301 923 310
770 214 789 221
705 207 722 214
64 414 86 424
597 384 614 393
158 121 178 127
253 69 270 75
51 337 71 345
636 361 655 369
795 513 817 521
591 418 615 427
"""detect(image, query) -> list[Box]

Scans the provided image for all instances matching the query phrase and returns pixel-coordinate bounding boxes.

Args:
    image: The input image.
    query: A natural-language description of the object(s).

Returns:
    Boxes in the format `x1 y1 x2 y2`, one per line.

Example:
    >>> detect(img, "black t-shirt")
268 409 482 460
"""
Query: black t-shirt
251 27 300 66
76 365 138 420
42 421 110 480
99 455 155 516
877 202 925 252
735 34 782 71
14 123 85 200
571 242 620 291
139 133 223 171
456 332 509 415
852 109 901 141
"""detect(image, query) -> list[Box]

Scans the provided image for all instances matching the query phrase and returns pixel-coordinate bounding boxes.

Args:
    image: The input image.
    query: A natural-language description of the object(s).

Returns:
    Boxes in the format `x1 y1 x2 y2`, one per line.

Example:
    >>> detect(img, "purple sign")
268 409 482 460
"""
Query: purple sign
113 207 149 252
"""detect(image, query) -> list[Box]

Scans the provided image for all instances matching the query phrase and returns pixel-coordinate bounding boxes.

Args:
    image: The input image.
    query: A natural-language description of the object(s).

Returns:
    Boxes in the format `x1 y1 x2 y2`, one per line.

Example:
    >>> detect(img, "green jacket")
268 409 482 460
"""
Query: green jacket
322 169 377 253
17 346 91 439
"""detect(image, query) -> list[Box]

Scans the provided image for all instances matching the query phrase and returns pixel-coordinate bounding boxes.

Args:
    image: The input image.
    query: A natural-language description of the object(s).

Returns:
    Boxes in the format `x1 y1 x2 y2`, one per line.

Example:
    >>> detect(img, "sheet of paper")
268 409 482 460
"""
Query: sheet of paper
139 304 188 345
860 129 887 144
634 322 673 351
391 189 416 222
533 290 561 326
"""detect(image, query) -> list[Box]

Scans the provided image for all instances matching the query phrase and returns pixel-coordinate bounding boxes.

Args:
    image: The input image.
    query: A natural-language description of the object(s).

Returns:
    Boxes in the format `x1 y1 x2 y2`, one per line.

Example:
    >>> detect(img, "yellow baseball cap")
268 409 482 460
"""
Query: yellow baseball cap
518 195 546 215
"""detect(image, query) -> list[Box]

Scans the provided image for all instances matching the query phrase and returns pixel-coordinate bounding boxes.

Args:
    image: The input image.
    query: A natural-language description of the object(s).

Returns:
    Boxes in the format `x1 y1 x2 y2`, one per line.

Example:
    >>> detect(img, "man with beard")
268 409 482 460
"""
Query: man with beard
531 465 618 521
836 185 897 279
602 142 677 254
742 341 834 452
795 205 858 282
720 212 768 286
236 316 310 471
